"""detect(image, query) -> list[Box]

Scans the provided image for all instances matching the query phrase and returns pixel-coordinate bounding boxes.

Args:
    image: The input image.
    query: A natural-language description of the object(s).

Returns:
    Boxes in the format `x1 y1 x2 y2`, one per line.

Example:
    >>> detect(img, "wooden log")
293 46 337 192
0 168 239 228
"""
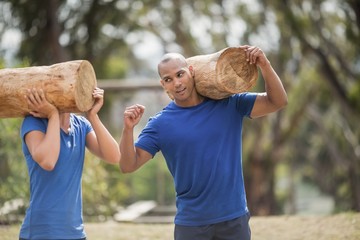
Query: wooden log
186 47 258 99
0 60 97 118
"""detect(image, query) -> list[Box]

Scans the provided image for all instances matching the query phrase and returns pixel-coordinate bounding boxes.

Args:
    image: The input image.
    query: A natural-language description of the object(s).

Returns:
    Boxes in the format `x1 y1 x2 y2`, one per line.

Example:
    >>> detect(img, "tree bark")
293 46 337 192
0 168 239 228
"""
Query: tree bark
0 60 97 118
186 47 258 99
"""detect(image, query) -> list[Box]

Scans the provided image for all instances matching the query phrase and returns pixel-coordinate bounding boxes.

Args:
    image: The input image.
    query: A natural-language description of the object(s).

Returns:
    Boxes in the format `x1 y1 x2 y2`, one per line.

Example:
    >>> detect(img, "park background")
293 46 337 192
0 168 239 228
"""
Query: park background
0 0 359 239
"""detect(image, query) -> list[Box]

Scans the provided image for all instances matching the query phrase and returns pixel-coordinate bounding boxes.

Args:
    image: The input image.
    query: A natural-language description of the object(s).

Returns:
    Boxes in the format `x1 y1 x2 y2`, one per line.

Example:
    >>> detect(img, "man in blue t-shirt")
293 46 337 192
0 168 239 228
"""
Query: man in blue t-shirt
119 45 287 240
20 87 120 240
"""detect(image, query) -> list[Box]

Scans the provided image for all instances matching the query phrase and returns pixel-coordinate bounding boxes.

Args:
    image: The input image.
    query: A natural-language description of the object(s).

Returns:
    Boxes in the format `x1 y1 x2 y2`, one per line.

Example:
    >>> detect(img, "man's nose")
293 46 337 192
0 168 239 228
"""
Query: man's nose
174 77 182 87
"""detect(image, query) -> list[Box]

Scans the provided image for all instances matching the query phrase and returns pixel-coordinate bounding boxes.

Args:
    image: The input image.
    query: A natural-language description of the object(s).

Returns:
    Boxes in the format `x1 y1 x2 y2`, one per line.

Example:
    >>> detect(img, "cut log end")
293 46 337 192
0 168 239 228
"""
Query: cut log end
186 47 258 100
216 47 258 94
74 60 96 112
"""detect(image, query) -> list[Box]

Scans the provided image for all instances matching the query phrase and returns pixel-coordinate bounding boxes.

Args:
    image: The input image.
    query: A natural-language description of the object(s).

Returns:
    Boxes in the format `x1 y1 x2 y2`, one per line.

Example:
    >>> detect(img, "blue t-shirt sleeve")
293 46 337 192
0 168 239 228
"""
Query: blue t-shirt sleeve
77 115 93 135
21 116 48 156
234 92 257 118
135 117 160 157
21 116 47 140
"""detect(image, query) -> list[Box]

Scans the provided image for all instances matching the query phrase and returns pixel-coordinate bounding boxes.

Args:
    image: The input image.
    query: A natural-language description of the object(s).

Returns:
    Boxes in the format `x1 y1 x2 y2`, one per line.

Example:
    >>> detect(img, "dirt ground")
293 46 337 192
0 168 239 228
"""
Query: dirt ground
1 213 359 240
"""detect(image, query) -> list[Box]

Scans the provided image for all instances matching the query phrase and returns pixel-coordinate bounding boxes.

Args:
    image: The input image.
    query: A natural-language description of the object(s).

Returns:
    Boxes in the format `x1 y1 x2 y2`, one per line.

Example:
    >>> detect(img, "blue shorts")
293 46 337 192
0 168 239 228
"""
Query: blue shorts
174 212 251 240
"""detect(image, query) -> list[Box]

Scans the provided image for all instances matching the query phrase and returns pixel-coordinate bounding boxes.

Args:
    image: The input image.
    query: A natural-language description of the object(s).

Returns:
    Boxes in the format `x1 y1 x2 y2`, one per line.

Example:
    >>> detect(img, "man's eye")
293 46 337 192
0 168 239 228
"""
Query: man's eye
178 72 183 77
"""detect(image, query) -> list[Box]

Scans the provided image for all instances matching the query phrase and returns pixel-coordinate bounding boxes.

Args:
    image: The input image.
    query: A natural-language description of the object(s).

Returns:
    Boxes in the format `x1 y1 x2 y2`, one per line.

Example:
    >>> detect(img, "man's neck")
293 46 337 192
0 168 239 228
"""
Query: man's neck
175 94 205 108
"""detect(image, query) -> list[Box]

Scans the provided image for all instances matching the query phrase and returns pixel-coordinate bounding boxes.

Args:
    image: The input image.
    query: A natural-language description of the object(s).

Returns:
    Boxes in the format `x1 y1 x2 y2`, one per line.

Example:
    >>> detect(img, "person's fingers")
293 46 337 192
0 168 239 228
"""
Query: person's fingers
250 47 260 64
38 89 45 101
124 105 145 121
244 46 256 63
26 89 37 105
93 88 104 98
125 111 138 120
32 88 41 103
29 88 46 104
135 104 145 112
244 46 262 64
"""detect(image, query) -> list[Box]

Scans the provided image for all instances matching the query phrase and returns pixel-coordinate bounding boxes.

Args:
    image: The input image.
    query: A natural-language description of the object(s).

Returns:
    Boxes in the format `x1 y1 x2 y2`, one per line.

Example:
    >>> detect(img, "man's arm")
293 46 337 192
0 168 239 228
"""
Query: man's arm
119 104 152 173
240 45 288 118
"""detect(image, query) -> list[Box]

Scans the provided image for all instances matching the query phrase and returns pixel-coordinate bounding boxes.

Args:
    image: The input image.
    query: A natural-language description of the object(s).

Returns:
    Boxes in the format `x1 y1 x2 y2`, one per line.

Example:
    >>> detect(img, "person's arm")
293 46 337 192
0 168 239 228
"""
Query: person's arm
240 45 288 118
119 104 152 173
24 89 60 171
85 88 120 164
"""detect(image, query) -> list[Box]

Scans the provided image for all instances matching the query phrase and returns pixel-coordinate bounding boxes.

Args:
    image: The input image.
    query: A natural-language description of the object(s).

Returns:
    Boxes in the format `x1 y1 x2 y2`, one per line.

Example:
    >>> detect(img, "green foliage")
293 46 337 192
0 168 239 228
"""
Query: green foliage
1 0 359 217
97 55 128 79
82 152 174 221
348 80 360 113
0 59 33 208
0 124 175 220
0 119 29 206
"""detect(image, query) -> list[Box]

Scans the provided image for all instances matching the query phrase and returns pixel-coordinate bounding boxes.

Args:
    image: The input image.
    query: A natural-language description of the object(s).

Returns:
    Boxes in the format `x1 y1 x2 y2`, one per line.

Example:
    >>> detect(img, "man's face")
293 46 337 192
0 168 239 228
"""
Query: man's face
159 58 196 106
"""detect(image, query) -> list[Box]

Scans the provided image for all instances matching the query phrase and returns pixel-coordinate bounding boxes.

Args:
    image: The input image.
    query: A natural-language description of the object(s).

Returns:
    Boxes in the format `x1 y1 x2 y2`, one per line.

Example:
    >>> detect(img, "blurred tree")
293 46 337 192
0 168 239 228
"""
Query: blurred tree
5 0 130 78
0 118 28 207
0 59 32 211
0 0 359 217
265 0 360 212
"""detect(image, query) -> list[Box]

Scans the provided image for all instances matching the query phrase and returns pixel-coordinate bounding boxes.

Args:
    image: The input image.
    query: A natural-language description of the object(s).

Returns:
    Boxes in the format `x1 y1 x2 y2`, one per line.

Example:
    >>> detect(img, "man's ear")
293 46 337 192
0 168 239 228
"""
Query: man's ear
189 65 194 77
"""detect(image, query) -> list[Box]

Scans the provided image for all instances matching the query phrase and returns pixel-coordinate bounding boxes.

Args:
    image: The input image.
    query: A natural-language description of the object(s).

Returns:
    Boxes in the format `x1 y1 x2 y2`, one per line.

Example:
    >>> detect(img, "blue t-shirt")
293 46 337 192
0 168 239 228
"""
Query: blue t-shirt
135 93 257 226
20 114 93 239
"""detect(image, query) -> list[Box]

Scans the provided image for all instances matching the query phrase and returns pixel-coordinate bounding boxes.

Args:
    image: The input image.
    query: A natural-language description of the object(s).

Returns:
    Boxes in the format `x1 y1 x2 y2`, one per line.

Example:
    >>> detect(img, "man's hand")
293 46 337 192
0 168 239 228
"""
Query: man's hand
123 104 145 129
240 45 270 69
239 45 288 118
25 88 58 119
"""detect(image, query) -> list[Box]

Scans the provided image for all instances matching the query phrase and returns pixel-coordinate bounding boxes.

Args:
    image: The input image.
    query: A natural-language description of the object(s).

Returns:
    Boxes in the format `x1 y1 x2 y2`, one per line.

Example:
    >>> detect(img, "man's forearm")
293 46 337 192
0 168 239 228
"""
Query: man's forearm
260 62 288 108
119 128 138 173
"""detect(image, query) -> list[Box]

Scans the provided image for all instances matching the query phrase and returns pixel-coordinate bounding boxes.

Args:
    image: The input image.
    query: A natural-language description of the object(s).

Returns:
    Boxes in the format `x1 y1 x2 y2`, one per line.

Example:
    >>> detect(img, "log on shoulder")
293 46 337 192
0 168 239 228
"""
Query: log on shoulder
0 60 97 118
186 47 258 99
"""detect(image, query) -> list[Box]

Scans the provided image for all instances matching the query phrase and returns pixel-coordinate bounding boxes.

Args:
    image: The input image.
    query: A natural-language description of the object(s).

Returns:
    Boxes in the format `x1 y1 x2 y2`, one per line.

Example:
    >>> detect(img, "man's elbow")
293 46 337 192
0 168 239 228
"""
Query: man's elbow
119 162 137 174
279 96 288 109
120 167 136 174
274 93 288 110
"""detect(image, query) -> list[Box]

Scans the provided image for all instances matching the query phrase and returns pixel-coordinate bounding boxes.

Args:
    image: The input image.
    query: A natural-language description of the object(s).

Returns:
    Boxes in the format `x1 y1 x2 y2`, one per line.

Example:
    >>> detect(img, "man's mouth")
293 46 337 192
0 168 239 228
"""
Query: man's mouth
176 88 186 94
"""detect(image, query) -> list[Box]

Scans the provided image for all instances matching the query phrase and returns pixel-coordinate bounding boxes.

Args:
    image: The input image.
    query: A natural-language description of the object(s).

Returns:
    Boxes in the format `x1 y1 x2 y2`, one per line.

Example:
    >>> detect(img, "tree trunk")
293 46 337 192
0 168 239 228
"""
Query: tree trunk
244 120 278 216
0 60 97 118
